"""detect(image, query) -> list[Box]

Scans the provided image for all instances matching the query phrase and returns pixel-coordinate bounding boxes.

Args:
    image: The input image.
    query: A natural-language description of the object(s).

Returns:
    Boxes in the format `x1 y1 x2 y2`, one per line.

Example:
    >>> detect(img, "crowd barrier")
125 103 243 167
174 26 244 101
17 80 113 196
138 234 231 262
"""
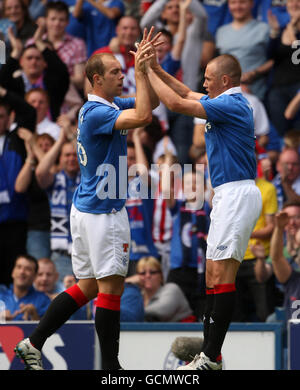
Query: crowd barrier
0 321 284 370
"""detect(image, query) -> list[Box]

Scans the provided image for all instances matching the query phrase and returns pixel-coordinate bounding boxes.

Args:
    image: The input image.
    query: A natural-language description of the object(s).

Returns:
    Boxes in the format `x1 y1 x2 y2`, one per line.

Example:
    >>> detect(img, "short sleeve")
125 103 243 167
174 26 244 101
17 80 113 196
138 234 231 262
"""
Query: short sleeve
85 105 122 135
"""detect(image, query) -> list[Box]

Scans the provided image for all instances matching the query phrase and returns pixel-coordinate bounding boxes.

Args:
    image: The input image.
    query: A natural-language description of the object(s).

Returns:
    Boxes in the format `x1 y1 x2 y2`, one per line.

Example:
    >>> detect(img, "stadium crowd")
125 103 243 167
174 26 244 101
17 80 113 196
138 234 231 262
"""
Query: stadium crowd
0 0 300 331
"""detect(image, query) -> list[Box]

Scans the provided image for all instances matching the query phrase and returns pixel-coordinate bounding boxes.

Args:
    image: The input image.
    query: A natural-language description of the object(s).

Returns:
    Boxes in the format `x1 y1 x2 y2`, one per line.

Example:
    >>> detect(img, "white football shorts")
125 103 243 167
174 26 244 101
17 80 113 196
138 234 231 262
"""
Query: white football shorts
70 204 131 279
206 180 262 262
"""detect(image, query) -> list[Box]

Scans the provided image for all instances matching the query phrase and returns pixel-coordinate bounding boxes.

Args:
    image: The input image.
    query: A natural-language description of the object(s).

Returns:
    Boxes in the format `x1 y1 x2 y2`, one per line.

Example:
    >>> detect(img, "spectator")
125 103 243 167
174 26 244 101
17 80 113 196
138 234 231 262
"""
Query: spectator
154 1 191 132
233 173 278 322
127 256 194 322
73 0 125 57
283 129 300 151
140 0 207 91
285 89 300 124
241 83 270 149
0 83 36 135
93 15 141 96
259 0 291 30
272 147 300 210
266 0 300 136
34 257 64 300
0 255 51 321
0 5 16 47
151 152 180 281
160 148 209 318
125 0 143 19
25 88 61 140
35 128 80 282
141 0 208 164
27 2 87 120
50 0 86 40
253 201 300 321
3 0 37 44
215 0 273 101
14 129 54 260
126 131 159 277
201 0 231 36
0 24 69 122
0 98 30 287
28 0 46 21
156 0 191 77
119 282 145 322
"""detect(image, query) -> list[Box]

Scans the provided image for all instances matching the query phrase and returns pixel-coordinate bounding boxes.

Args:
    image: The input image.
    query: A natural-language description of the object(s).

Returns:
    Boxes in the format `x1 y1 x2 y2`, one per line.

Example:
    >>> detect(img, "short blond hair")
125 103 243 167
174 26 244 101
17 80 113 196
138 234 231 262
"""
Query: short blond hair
136 256 162 273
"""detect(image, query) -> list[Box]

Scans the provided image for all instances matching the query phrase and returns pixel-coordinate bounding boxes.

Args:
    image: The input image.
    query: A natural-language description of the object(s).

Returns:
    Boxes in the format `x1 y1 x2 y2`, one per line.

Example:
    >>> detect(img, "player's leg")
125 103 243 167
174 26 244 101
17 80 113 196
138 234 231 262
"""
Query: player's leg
15 205 97 369
90 207 130 370
202 258 240 363
14 278 97 369
29 278 97 349
95 275 125 370
201 259 214 352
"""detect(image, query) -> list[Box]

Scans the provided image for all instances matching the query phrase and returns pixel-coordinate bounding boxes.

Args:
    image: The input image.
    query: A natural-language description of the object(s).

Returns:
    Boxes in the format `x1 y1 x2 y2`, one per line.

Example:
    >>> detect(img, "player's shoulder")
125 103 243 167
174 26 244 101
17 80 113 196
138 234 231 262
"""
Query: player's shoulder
81 100 113 115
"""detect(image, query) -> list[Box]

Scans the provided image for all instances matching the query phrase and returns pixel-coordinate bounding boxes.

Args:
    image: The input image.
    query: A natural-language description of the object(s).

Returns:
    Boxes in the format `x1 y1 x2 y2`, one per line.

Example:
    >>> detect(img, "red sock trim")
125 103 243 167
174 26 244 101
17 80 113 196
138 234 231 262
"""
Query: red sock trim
96 293 121 311
65 284 89 307
206 287 214 295
216 354 222 362
214 283 236 294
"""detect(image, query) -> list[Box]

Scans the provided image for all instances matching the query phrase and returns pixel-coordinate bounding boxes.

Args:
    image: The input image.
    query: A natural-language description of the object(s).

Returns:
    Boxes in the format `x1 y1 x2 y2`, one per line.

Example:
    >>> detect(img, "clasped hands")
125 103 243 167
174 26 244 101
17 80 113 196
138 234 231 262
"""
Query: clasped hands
130 26 163 74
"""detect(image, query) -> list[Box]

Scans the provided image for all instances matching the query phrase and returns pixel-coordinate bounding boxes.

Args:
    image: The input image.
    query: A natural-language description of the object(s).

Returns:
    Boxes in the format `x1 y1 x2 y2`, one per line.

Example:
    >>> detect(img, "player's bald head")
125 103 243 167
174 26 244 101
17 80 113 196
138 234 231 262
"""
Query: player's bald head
85 53 116 86
208 54 242 85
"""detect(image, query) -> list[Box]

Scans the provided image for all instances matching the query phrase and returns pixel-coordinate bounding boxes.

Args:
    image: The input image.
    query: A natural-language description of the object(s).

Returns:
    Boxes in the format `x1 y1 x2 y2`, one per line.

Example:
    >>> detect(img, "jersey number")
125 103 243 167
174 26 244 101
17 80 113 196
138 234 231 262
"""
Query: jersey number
77 141 88 166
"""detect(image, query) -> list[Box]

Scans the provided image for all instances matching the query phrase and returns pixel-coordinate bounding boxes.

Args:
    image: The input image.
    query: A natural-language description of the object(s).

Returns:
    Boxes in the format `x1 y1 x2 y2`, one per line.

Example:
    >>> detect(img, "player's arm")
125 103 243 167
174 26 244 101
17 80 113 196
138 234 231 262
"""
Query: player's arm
114 72 153 130
146 66 207 119
114 29 157 130
137 38 205 102
151 60 204 102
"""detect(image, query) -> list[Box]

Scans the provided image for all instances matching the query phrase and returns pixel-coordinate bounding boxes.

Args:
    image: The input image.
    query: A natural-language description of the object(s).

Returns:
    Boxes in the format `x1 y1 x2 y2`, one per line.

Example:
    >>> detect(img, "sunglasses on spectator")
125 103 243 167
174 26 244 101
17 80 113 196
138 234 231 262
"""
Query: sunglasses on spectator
138 270 161 276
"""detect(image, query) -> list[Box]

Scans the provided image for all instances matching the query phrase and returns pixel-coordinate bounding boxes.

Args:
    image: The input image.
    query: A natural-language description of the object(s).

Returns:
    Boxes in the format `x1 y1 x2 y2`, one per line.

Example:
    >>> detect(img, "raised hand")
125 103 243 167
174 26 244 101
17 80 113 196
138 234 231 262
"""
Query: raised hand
274 211 289 230
130 27 163 73
7 26 23 59
267 10 280 32
250 241 266 260
179 0 192 13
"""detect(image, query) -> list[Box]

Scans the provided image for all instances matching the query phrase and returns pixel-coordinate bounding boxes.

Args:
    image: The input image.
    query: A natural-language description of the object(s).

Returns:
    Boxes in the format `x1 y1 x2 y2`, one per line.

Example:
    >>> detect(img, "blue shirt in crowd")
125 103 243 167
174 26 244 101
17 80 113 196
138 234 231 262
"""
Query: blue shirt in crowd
0 285 51 320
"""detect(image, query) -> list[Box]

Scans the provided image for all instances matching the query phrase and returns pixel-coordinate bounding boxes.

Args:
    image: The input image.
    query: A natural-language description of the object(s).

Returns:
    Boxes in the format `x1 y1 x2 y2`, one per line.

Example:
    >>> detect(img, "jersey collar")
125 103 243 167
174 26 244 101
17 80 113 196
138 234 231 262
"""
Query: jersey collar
215 86 242 99
87 94 120 110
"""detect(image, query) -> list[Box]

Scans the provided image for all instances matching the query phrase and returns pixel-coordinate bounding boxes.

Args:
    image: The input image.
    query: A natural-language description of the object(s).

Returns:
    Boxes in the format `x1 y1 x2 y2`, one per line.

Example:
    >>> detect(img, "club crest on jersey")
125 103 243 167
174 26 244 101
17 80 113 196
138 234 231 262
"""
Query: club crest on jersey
205 122 211 132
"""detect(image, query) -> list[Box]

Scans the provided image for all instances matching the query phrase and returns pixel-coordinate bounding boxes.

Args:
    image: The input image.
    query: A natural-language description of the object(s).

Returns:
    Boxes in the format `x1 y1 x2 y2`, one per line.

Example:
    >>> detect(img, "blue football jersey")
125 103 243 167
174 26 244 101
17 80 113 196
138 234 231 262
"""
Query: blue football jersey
73 95 135 214
200 87 257 188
